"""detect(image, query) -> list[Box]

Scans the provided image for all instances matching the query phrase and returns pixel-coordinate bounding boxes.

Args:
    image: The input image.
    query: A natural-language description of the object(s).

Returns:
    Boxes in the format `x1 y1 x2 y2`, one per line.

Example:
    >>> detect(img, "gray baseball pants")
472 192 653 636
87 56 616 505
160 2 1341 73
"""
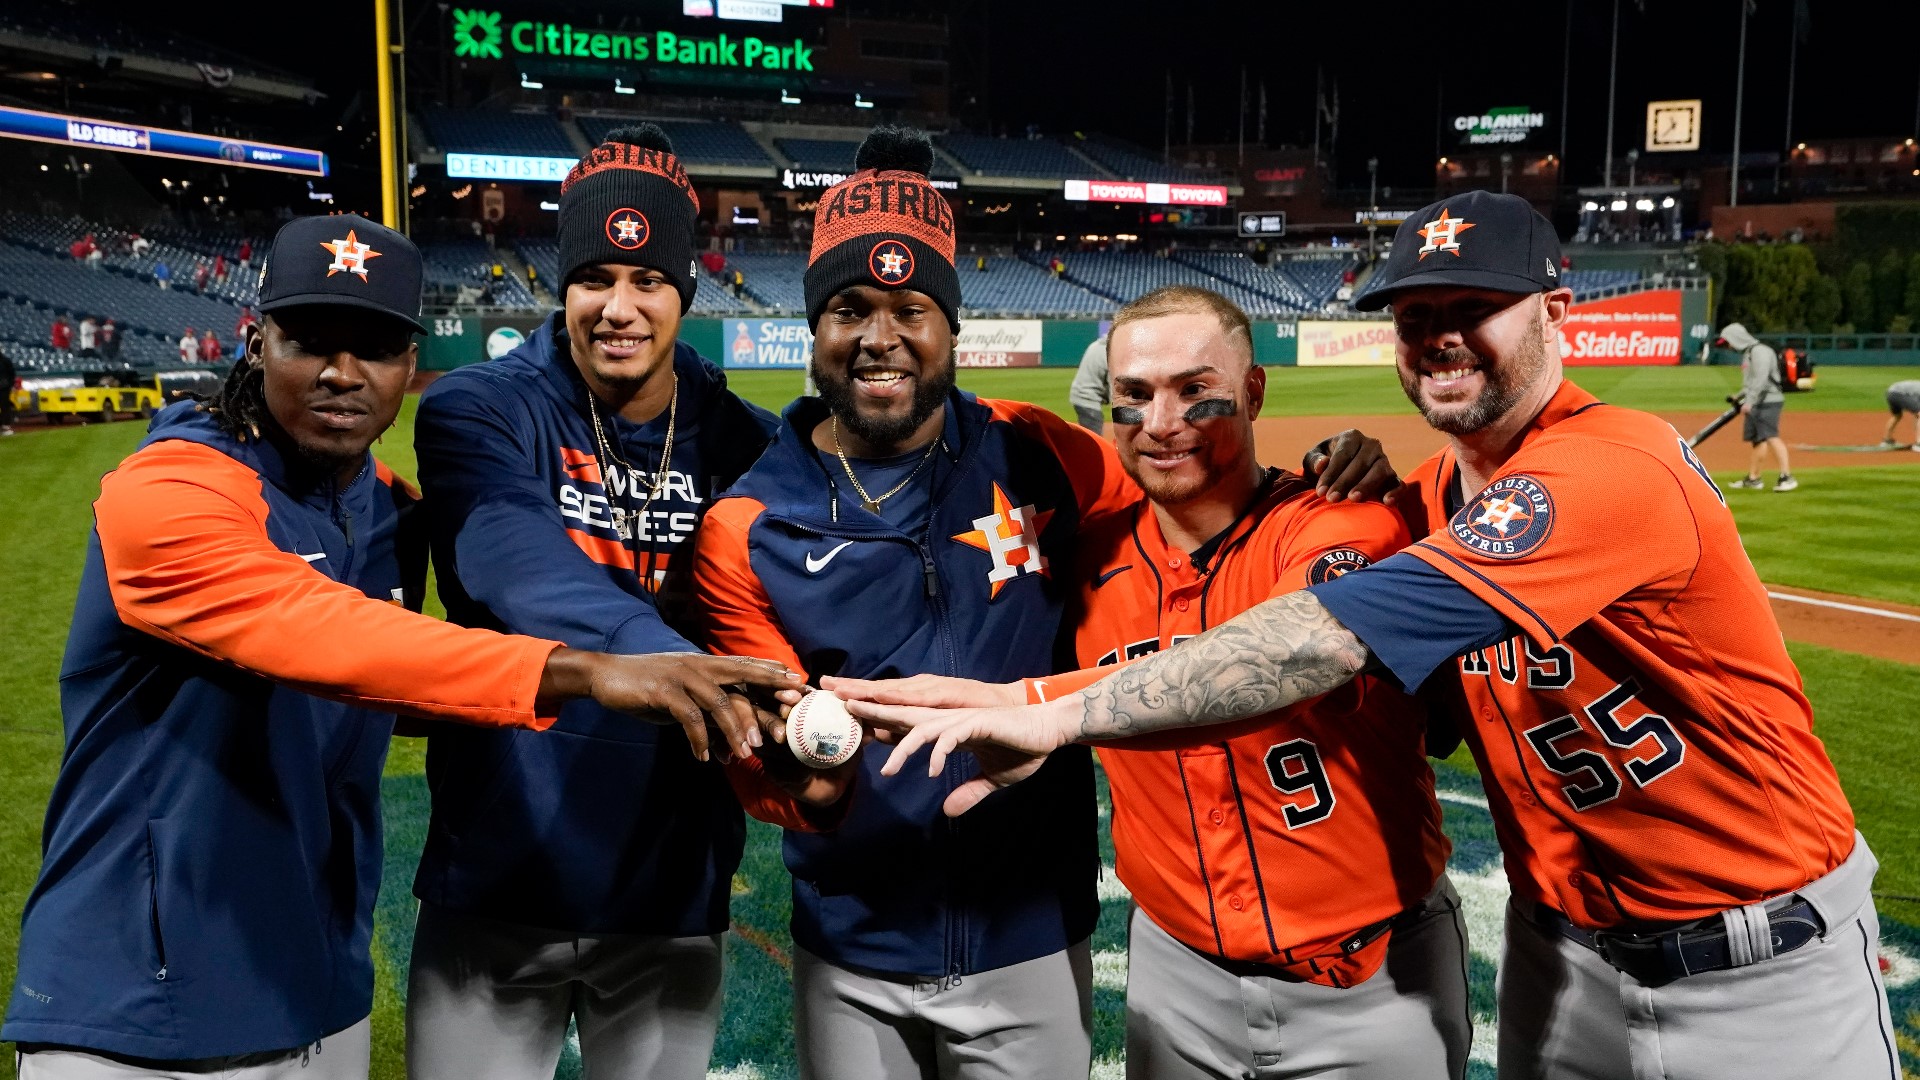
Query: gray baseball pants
1497 833 1898 1080
792 939 1093 1080
404 901 722 1080
1124 875 1471 1080
17 1018 370 1080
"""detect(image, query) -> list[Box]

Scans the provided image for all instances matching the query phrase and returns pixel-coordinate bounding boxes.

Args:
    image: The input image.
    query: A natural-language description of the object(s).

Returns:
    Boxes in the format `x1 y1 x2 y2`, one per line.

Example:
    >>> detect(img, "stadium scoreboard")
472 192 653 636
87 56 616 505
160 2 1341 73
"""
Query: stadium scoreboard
0 104 327 177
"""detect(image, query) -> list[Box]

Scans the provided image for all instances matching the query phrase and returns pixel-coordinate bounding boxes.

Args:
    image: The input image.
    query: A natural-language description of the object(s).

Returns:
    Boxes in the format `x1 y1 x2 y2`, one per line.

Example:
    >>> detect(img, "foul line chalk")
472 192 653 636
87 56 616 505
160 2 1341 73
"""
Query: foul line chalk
1767 591 1920 625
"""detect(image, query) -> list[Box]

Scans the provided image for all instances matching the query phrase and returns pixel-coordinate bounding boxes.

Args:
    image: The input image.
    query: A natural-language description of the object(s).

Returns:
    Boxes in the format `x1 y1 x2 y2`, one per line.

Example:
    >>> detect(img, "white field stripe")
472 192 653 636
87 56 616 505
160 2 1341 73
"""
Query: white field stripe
1092 947 1129 991
1437 789 1488 810
1091 1055 1126 1080
707 1067 768 1080
1098 864 1132 903
1767 591 1920 624
1880 939 1920 990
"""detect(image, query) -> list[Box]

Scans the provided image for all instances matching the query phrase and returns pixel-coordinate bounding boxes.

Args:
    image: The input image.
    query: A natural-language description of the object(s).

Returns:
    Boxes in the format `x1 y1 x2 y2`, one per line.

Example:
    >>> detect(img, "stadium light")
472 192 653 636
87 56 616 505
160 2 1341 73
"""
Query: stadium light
1661 196 1676 209
780 89 801 104
1634 198 1655 211
854 93 873 109
613 79 635 95
1437 156 1448 165
520 74 543 89
1582 200 1600 211
1609 199 1627 211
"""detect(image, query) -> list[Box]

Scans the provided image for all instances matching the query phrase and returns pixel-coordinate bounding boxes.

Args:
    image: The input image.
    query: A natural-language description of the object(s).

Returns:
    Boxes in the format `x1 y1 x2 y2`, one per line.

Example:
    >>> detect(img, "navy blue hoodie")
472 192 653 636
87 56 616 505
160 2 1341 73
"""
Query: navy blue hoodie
412 313 779 934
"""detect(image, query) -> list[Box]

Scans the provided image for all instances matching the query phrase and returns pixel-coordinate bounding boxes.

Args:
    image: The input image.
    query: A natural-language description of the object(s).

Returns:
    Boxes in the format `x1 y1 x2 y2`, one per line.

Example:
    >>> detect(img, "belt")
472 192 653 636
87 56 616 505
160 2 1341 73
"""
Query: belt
1530 899 1824 988
1199 904 1422 981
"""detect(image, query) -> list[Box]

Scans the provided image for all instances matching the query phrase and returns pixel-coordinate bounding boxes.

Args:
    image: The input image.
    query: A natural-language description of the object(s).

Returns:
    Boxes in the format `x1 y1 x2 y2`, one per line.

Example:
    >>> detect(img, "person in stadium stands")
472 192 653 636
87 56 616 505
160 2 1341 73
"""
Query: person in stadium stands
0 345 17 435
86 246 103 272
99 318 119 363
237 306 259 340
1 213 801 1080
832 284 1471 1080
238 237 252 268
200 329 222 364
1880 379 1920 450
179 328 198 365
1721 322 1796 492
193 262 211 293
214 253 228 284
404 124 822 1080
77 316 98 359
50 315 72 354
153 259 171 290
692 126 1398 1080
847 191 1896 1080
1068 332 1109 432
128 232 151 257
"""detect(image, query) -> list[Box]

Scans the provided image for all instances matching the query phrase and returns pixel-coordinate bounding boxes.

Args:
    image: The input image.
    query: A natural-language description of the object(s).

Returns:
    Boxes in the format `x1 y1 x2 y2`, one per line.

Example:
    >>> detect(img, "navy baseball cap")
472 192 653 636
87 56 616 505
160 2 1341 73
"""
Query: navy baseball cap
1352 190 1564 312
256 214 425 333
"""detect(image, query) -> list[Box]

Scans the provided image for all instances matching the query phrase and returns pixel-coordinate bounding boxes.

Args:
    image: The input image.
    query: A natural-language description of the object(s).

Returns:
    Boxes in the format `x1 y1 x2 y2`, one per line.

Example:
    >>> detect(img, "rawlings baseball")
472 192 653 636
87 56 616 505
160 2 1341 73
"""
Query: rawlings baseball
787 690 862 769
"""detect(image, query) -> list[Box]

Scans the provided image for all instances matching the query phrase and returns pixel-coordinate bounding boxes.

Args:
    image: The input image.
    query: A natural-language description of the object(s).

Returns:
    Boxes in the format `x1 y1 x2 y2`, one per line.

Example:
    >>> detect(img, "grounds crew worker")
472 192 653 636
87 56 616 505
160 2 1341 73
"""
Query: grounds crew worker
1721 321 1797 492
851 191 1896 1080
834 285 1470 1080
692 126 1400 1080
1 214 800 1080
405 124 837 1080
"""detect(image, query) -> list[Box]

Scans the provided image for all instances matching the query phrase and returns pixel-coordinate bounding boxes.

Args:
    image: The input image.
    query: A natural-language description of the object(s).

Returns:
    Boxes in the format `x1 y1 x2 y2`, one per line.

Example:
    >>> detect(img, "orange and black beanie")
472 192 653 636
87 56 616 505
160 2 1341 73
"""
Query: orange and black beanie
804 126 959 332
558 122 702 312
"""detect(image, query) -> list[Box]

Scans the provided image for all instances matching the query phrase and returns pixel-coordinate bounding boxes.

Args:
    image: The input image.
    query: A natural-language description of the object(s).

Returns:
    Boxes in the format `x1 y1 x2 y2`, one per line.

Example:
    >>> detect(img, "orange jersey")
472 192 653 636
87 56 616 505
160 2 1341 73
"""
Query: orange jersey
1032 473 1450 988
1397 380 1854 928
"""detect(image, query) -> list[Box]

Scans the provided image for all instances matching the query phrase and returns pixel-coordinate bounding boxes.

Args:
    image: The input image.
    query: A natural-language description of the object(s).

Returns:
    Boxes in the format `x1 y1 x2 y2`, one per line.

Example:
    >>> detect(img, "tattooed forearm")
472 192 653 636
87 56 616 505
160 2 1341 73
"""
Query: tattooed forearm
1076 591 1370 741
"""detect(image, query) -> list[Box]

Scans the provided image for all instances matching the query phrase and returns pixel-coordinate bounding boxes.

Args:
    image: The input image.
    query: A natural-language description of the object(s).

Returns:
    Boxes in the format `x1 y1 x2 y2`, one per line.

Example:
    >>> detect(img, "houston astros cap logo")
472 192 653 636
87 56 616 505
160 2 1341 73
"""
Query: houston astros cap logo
869 239 914 285
320 229 381 279
606 208 650 250
1417 208 1475 260
1449 474 1555 560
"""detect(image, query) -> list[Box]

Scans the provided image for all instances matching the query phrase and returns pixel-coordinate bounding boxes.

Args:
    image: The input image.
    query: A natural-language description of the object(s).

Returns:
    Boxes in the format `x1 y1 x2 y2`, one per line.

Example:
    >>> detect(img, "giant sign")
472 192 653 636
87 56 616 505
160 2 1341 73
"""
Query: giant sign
1296 320 1395 366
956 320 1043 368
724 318 812 369
0 105 327 176
1558 289 1683 366
1062 179 1229 207
452 10 815 70
1452 106 1548 146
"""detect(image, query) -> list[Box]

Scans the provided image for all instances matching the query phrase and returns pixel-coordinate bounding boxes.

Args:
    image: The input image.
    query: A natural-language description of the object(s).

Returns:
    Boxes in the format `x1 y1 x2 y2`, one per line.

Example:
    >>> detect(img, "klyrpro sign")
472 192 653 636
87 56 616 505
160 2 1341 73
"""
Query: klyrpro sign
453 9 815 71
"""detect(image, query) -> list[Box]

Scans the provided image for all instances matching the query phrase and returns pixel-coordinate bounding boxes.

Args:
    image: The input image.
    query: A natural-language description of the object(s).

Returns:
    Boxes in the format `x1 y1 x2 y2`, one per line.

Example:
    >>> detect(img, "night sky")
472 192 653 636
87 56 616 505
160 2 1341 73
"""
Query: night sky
80 0 1920 203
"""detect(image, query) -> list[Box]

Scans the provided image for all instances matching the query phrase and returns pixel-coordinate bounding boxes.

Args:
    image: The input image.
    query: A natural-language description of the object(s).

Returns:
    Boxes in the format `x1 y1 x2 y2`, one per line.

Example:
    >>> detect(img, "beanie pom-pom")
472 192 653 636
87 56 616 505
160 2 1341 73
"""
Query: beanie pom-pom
601 122 675 154
855 125 933 175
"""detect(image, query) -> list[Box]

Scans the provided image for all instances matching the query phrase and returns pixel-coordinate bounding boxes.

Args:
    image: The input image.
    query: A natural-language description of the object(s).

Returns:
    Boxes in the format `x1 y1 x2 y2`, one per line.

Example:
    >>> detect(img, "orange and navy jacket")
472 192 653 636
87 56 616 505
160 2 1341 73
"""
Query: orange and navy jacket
693 390 1136 978
1321 380 1854 929
411 313 778 935
1018 475 1450 987
2 403 555 1061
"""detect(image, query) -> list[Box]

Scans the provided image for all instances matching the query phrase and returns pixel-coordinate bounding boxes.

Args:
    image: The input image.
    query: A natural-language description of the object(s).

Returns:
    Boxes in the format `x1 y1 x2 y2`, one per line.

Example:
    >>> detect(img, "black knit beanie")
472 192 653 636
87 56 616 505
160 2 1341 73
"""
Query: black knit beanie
558 123 701 312
803 126 960 332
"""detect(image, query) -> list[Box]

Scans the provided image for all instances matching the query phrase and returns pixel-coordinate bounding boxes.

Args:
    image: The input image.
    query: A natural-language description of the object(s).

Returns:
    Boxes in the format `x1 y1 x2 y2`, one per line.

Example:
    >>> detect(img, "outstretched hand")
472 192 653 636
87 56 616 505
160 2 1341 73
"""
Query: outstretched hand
842 697 1073 816
542 649 805 762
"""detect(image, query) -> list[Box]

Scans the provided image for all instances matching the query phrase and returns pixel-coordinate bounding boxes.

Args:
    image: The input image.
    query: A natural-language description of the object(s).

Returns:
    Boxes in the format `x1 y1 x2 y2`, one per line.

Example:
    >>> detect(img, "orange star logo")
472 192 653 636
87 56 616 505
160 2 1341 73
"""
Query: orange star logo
1416 208 1475 259
320 230 381 279
951 482 1054 599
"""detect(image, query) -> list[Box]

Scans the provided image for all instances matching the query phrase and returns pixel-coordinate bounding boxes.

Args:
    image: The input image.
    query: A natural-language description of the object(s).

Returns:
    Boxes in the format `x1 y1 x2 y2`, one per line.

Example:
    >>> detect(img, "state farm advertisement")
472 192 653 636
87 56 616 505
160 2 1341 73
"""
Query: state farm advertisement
1297 320 1396 366
1558 289 1683 366
956 319 1044 368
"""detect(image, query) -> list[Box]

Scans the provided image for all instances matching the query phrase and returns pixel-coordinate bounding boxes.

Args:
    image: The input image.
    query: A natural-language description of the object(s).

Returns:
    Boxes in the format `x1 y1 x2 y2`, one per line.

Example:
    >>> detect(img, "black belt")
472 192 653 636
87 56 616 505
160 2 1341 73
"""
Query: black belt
1199 904 1423 981
1530 899 1824 988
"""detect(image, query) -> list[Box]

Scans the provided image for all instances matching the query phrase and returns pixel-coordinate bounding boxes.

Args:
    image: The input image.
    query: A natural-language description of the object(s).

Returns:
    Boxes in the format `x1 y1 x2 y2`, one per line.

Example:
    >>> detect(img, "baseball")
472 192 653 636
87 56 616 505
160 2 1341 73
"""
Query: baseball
787 690 862 770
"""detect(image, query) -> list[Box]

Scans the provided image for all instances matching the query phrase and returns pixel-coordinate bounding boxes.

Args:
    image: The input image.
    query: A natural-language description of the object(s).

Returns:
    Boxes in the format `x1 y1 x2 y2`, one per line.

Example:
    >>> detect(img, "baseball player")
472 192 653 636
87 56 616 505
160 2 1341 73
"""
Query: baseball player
692 126 1400 1080
1881 379 1920 449
854 191 1896 1080
404 124 830 1080
0 215 799 1080
833 284 1470 1080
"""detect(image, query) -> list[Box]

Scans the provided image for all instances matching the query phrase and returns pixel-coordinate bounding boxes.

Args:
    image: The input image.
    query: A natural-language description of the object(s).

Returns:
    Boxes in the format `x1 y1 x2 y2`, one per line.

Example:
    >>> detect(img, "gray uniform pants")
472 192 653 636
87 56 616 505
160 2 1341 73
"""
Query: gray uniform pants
17 1018 370 1080
1125 876 1471 1080
1497 833 1898 1080
405 902 722 1080
793 939 1093 1080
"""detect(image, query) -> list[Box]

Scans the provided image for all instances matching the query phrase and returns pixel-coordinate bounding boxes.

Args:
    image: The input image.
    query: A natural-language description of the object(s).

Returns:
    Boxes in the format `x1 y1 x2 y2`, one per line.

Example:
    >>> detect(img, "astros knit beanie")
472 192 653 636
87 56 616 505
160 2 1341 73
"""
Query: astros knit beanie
803 126 960 332
558 122 702 313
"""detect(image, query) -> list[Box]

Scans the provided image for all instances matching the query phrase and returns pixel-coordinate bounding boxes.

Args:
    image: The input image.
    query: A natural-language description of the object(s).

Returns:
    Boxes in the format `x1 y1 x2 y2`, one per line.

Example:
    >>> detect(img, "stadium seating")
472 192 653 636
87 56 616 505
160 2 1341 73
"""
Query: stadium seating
0 239 249 359
1280 258 1355 308
421 108 576 157
574 117 774 168
1564 268 1642 297
712 252 809 313
419 239 537 308
1073 136 1206 183
956 257 1112 317
516 238 757 314
776 138 860 173
1053 251 1304 318
937 134 1088 180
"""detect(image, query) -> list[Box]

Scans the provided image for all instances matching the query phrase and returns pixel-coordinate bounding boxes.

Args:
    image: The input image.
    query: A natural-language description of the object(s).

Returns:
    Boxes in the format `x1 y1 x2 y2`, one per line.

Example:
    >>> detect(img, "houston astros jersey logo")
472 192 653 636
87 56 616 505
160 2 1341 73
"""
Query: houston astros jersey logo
951 482 1053 599
869 240 914 285
1449 474 1555 559
606 208 650 250
1307 548 1371 585
1416 208 1475 260
320 230 381 279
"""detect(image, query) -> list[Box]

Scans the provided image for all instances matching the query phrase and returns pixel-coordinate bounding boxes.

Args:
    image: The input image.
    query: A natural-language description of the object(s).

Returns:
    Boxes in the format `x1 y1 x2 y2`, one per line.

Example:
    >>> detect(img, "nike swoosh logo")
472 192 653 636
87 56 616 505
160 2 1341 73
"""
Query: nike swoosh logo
1092 565 1131 588
298 552 327 563
804 541 856 574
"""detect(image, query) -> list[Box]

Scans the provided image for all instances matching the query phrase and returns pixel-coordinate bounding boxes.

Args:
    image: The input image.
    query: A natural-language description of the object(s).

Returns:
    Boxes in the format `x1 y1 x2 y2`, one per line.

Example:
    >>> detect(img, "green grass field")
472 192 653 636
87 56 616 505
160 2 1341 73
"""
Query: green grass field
1 365 1916 1079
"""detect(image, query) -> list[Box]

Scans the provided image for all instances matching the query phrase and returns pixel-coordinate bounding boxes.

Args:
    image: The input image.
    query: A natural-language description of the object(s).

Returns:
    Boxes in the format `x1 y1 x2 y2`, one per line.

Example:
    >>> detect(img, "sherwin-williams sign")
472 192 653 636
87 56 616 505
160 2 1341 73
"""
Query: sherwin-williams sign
1558 289 1683 366
453 9 815 70
724 319 812 369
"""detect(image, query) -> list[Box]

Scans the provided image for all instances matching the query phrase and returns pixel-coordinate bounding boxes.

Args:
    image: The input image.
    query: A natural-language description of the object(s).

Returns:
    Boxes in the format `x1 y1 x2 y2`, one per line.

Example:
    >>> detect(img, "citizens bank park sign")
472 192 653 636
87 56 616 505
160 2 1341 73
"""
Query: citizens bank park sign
1300 290 1683 367
452 9 816 71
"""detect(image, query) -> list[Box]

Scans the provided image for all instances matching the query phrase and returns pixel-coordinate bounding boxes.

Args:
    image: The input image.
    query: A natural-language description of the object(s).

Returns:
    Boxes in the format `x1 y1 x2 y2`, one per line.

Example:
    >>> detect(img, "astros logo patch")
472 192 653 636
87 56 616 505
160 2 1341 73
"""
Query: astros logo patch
1449 474 1554 560
869 239 914 285
606 208 650 250
320 229 380 279
951 482 1052 600
1416 207 1474 260
1307 547 1372 585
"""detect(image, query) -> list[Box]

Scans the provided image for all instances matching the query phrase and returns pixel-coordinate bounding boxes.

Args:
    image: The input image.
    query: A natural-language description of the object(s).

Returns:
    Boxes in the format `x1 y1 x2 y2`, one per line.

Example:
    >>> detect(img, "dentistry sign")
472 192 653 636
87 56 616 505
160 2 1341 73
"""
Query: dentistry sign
1296 320 1396 367
452 9 815 71
956 320 1043 368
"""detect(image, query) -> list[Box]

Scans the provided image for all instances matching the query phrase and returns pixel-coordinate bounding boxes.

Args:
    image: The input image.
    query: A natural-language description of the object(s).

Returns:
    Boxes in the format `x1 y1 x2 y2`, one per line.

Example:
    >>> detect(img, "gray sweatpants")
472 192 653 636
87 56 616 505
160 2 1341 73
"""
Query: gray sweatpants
1497 833 1898 1080
1125 876 1471 1080
17 1018 370 1080
793 939 1094 1080
405 902 723 1080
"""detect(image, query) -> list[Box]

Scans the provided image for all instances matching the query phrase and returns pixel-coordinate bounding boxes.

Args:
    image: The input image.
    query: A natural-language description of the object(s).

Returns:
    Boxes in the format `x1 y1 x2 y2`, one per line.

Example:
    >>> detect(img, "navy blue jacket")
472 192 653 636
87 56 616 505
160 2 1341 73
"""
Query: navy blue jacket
412 313 779 934
695 391 1137 978
4 405 555 1059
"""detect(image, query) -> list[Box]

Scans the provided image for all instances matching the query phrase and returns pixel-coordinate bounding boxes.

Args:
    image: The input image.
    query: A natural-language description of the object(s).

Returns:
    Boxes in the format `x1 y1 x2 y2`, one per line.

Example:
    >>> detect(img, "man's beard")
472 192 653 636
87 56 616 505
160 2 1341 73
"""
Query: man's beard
1400 309 1549 436
815 355 956 451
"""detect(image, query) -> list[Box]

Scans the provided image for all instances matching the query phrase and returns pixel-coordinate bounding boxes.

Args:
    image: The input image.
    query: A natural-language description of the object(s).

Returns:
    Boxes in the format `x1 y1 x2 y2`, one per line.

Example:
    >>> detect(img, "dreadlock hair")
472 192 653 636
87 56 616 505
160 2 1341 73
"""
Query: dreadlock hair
194 353 270 441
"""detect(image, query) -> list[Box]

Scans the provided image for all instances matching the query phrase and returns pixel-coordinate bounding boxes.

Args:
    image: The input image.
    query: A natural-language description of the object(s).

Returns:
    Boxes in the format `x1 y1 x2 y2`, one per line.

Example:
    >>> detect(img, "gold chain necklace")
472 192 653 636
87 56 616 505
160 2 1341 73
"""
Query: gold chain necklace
832 415 938 515
587 372 677 541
